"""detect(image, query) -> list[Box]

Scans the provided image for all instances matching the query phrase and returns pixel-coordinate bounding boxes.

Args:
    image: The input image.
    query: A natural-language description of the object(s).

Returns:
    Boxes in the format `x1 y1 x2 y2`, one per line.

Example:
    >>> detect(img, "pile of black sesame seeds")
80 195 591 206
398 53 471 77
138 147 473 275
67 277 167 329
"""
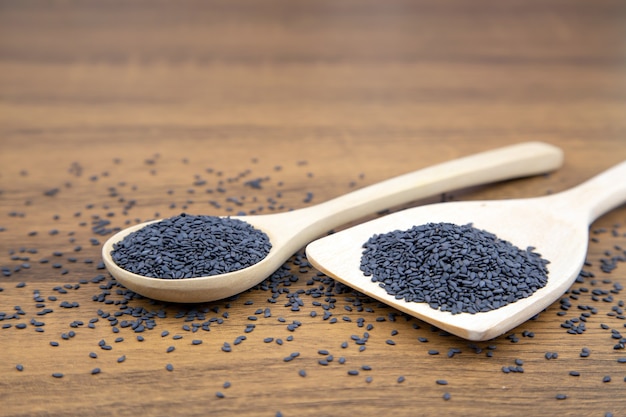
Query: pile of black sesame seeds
0 154 625 417
111 214 272 278
360 222 550 314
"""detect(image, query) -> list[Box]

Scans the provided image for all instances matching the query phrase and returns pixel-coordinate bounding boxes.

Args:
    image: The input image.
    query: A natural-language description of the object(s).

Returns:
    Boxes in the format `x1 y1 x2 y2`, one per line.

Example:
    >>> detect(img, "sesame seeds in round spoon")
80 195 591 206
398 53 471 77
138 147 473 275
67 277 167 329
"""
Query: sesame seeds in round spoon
102 142 563 303
306 161 626 341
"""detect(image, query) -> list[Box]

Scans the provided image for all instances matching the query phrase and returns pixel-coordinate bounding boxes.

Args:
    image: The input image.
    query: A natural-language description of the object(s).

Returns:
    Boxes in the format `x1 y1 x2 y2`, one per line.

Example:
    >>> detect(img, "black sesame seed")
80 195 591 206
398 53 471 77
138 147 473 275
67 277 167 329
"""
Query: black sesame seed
52 372 63 378
91 368 101 375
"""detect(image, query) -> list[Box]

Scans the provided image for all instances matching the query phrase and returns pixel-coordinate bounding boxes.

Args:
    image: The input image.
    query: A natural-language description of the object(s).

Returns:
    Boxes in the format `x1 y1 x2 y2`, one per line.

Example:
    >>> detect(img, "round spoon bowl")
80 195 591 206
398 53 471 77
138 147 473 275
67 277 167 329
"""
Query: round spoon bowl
101 214 300 303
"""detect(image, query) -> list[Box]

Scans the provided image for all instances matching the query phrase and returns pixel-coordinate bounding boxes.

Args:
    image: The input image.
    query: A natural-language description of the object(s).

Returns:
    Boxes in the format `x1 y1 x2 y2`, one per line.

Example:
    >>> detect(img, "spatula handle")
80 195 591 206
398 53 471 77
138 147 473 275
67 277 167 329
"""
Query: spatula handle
554 161 626 224
297 141 563 233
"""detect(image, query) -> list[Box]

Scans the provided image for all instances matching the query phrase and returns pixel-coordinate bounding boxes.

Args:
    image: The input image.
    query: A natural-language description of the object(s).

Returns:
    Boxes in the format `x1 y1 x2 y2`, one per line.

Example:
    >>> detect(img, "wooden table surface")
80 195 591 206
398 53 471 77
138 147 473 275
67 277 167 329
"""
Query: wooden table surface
1 1 625 416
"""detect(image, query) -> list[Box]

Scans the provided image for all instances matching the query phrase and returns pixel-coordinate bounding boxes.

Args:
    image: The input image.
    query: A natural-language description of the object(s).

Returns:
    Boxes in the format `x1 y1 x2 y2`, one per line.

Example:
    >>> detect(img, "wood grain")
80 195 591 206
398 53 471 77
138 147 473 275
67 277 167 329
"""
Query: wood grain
1 1 625 416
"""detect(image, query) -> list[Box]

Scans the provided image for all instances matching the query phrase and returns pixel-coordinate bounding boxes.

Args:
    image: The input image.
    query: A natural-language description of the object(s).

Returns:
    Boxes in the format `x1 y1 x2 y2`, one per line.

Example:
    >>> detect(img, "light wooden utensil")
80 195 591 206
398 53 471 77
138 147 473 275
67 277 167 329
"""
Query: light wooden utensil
306 161 626 341
102 142 563 303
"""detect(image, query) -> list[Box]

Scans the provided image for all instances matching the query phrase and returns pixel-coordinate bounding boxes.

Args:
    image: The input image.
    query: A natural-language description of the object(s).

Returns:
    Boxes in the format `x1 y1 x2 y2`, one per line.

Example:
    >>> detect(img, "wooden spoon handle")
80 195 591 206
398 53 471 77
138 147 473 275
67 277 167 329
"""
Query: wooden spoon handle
290 141 563 238
551 161 626 224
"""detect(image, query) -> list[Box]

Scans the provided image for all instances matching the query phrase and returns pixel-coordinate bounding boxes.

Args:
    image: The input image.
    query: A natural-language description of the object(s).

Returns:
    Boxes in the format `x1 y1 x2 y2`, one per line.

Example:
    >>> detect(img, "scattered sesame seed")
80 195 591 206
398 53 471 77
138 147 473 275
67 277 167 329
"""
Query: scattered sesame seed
2 151 625 415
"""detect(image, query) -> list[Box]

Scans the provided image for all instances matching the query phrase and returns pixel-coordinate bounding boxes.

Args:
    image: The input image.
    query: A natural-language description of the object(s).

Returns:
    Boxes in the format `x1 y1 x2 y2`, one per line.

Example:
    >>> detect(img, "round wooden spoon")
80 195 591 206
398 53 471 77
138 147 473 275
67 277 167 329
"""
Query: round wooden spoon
102 142 562 303
306 161 626 341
